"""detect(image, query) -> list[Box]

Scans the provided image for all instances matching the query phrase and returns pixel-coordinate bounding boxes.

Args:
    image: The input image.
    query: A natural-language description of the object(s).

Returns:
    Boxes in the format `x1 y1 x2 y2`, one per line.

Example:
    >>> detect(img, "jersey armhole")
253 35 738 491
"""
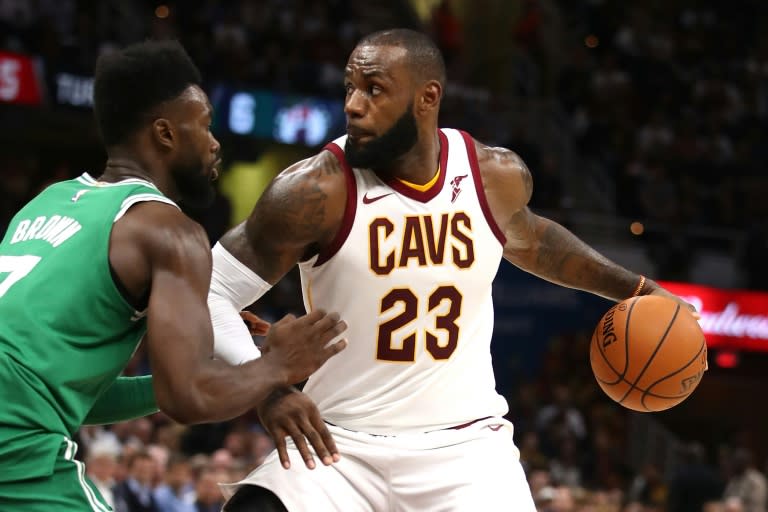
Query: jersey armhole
459 131 507 246
313 143 358 266
114 193 179 223
110 194 179 312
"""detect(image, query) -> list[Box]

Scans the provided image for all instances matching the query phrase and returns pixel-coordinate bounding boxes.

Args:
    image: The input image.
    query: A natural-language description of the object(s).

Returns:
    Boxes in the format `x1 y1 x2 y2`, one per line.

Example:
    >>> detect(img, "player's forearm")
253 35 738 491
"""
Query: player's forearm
157 356 287 424
208 241 271 364
505 215 654 302
83 375 158 425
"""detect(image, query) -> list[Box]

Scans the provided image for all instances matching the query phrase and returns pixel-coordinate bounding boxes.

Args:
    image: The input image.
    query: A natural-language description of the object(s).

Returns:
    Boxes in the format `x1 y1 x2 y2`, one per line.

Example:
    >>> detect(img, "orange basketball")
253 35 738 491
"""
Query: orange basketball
590 295 707 412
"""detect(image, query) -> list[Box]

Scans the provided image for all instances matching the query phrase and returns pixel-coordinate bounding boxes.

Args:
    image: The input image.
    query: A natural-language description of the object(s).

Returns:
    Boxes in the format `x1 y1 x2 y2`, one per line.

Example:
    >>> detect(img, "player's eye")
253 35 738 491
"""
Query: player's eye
344 83 354 95
370 85 382 96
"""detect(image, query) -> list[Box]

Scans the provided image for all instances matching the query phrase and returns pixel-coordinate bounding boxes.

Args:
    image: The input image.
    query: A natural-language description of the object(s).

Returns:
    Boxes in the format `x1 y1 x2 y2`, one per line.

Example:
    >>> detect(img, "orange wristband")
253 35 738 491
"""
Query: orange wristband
631 275 646 297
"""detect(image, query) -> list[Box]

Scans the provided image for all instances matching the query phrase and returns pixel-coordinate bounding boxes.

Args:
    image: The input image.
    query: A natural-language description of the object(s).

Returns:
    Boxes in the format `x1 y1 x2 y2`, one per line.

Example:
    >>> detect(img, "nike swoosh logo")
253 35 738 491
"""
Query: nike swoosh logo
362 192 393 204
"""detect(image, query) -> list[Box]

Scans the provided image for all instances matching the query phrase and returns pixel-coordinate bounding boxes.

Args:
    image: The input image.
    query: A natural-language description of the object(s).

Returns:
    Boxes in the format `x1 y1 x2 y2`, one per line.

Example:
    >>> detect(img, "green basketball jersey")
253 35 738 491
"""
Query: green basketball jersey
0 172 177 483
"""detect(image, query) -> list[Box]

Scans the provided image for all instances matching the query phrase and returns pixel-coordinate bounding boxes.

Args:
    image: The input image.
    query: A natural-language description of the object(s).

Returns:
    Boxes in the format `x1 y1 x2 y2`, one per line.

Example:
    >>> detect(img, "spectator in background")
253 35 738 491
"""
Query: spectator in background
667 442 725 512
249 427 275 468
153 455 195 512
536 383 587 455
86 444 120 510
209 448 234 474
725 497 748 512
430 0 463 67
193 469 228 512
723 448 768 512
114 451 159 512
626 462 668 510
706 497 748 512
519 430 549 475
548 434 584 488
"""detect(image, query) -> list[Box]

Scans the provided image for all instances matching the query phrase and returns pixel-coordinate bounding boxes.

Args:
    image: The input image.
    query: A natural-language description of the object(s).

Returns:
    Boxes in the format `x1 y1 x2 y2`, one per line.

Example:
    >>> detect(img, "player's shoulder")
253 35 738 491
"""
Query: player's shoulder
262 148 347 207
114 200 210 261
463 133 533 204
274 149 344 184
464 135 528 174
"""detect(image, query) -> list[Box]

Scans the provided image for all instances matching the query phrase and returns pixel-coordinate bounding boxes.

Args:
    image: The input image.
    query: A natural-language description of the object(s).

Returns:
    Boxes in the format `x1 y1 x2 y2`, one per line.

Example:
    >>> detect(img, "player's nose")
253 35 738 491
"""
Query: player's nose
344 90 366 118
210 134 221 154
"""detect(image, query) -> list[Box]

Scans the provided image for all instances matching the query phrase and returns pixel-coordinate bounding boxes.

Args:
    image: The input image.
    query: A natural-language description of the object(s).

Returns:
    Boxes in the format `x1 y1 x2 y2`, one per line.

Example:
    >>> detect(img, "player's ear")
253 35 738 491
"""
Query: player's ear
418 80 442 115
152 118 175 150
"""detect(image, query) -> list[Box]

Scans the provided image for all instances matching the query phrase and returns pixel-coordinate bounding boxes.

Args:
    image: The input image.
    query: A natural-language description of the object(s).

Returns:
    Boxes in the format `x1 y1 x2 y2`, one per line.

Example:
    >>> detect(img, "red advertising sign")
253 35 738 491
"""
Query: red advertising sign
660 281 768 352
0 51 42 105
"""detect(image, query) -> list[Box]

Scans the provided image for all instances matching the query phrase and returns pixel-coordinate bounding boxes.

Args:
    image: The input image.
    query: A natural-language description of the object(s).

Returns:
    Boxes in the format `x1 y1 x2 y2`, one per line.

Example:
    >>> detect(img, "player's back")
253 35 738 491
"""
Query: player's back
0 173 172 483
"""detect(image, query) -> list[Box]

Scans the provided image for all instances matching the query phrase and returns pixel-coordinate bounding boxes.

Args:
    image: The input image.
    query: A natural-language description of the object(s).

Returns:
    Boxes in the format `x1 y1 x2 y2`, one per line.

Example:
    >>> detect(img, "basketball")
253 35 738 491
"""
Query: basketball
590 295 707 412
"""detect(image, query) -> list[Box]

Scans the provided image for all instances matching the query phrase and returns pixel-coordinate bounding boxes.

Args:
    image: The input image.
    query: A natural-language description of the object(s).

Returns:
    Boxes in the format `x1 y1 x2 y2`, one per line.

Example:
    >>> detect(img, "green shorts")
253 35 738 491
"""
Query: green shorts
0 436 113 511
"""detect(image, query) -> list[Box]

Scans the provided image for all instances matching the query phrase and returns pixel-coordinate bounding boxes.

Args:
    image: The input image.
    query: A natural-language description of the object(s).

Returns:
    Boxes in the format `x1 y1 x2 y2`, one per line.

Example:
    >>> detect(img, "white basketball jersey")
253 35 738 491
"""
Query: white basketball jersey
299 128 509 434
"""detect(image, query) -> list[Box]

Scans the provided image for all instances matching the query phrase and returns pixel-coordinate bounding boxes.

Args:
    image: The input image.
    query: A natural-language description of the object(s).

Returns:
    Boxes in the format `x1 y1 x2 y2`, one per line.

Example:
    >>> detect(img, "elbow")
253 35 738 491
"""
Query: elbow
154 383 212 425
504 240 541 269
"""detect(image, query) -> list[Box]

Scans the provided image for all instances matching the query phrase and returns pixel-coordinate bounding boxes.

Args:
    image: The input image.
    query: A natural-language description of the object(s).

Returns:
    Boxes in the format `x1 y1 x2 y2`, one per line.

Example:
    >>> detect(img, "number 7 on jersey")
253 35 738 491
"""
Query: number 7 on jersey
0 255 42 298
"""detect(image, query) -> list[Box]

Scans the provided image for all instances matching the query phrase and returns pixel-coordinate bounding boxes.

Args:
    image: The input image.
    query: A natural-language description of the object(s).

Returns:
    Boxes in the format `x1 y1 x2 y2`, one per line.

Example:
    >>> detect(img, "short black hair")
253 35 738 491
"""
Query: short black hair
357 29 446 87
93 39 202 146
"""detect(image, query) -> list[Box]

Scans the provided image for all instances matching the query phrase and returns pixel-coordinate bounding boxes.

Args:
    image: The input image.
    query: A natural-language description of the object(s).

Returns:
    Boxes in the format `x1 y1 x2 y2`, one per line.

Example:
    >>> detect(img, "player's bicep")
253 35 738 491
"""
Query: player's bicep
219 154 344 283
142 217 214 407
475 142 538 258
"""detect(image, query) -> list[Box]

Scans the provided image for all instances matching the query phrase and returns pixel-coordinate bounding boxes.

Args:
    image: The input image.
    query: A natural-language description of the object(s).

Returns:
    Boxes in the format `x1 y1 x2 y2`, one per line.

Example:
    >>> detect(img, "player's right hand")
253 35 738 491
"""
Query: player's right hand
262 309 347 385
257 386 340 470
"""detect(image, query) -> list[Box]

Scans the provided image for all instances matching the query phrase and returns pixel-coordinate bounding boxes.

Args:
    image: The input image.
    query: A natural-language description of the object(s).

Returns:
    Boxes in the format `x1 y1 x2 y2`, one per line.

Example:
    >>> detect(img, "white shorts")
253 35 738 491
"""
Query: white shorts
220 417 535 512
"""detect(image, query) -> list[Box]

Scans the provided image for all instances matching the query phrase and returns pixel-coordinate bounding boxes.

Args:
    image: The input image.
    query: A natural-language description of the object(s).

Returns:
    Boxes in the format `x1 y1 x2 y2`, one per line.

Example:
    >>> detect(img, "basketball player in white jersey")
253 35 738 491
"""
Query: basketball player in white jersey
207 29 696 511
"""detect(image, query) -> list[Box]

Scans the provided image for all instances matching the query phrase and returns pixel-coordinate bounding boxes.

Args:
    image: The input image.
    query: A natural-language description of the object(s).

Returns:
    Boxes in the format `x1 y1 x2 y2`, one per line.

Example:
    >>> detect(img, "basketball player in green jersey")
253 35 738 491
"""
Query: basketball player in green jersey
0 41 347 511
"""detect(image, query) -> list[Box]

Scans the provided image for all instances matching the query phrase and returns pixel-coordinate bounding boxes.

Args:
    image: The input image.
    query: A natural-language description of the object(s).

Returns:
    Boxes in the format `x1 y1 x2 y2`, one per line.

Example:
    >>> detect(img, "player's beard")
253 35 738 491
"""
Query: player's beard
171 157 216 208
345 103 418 174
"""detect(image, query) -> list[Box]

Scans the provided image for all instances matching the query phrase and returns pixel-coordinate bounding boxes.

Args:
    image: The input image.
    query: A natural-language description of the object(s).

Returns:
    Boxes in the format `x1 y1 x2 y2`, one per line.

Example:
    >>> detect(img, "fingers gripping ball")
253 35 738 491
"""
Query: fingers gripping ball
590 295 707 412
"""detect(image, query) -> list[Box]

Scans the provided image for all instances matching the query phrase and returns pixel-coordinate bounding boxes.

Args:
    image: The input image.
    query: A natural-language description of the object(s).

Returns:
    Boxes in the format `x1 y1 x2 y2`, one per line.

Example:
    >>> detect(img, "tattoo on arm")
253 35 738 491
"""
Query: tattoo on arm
276 178 328 242
507 214 639 301
535 221 597 283
242 158 341 281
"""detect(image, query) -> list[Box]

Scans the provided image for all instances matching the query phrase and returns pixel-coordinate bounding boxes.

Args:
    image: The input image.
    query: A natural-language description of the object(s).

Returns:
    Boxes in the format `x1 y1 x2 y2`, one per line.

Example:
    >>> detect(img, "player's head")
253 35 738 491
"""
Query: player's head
93 40 220 206
344 29 445 172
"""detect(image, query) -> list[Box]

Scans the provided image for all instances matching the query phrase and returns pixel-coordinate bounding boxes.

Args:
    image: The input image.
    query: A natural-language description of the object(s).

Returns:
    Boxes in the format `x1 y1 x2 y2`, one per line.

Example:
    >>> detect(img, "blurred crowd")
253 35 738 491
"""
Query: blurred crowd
2 0 768 510
551 0 768 286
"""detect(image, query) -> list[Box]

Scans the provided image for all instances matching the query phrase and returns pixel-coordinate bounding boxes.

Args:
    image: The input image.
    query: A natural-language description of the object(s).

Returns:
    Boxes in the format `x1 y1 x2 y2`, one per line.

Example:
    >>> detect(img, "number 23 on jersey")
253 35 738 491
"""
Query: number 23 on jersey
376 285 462 362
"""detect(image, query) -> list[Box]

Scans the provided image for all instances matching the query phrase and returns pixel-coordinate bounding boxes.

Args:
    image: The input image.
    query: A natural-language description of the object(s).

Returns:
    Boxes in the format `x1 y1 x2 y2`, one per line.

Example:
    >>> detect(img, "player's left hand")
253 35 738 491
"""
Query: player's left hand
647 286 707 370
257 386 340 470
240 310 270 336
647 287 701 320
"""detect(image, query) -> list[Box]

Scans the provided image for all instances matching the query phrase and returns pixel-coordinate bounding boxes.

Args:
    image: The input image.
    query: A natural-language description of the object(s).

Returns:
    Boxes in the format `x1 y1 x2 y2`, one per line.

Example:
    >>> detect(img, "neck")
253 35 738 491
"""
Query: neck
388 129 441 185
100 147 177 200
101 159 155 184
